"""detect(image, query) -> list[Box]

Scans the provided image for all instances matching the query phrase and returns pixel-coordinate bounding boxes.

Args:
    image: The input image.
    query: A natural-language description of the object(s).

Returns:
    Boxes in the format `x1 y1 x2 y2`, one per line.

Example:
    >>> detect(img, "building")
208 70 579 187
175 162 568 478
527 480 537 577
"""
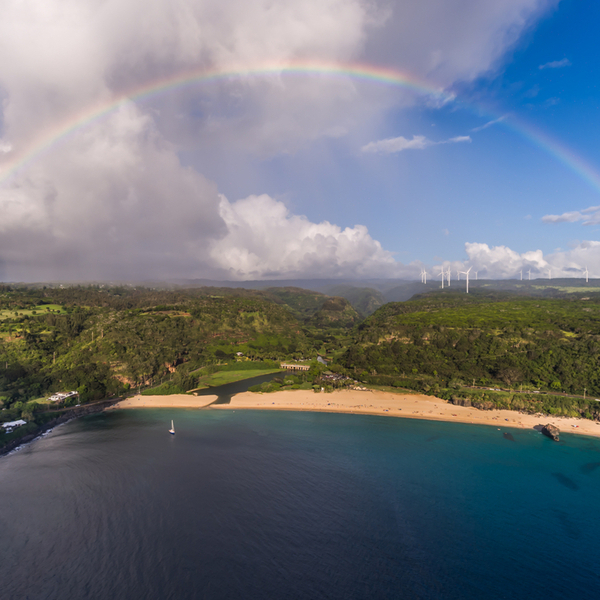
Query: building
2 419 27 433
280 363 310 371
48 391 79 403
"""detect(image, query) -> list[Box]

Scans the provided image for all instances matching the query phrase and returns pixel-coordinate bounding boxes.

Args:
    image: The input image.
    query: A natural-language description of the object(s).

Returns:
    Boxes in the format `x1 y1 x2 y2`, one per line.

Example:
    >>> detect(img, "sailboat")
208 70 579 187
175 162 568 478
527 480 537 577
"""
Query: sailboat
169 420 175 435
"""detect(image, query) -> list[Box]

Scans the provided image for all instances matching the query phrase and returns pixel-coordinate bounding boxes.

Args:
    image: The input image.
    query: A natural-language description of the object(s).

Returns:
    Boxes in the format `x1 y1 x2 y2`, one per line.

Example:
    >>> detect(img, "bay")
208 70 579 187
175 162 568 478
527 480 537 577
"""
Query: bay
1 408 599 599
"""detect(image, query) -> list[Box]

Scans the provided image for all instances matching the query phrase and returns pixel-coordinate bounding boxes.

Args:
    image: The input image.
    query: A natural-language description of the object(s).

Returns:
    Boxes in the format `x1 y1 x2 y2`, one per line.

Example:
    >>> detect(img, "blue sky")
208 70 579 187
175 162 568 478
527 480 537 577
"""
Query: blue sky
1 0 599 281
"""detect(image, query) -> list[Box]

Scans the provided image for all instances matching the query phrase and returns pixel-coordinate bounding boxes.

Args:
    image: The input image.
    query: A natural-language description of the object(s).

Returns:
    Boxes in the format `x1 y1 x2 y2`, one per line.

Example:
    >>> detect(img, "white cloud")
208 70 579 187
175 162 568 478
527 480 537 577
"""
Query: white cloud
539 58 571 70
364 0 558 87
542 206 600 225
210 194 406 279
0 0 560 281
470 115 508 133
361 134 471 154
0 103 226 281
432 241 600 280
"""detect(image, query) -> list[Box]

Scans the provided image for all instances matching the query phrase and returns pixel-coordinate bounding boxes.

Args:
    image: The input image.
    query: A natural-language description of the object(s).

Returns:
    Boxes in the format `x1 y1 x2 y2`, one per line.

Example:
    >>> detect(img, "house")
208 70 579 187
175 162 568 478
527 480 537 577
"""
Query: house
2 419 27 433
280 363 310 371
48 391 79 403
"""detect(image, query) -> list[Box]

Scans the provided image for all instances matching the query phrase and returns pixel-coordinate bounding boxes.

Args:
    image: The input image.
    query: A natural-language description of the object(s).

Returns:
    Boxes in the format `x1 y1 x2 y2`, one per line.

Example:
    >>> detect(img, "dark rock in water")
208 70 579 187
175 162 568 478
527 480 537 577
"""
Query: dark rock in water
542 424 560 441
552 473 579 491
503 432 515 442
581 461 600 474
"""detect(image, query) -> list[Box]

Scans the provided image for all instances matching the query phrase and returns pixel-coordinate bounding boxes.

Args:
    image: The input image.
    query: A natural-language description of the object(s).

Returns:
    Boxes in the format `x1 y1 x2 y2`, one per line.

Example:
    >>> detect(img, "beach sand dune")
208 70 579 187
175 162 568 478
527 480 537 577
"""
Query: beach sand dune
211 389 600 438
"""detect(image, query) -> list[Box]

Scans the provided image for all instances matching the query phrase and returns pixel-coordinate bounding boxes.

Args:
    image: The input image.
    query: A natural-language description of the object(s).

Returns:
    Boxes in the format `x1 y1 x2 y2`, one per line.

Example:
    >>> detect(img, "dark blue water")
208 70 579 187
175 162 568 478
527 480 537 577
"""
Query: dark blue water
1 410 600 600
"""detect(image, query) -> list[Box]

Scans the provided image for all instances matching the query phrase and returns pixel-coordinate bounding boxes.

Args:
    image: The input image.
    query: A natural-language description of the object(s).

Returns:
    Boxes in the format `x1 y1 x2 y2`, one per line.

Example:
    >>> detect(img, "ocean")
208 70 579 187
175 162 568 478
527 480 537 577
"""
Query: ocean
1 408 599 599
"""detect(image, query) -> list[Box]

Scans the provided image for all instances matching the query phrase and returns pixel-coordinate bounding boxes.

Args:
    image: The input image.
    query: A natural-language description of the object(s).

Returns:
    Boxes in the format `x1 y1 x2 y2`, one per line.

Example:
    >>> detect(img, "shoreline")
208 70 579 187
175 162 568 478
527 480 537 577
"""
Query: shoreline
1 399 119 458
211 389 600 438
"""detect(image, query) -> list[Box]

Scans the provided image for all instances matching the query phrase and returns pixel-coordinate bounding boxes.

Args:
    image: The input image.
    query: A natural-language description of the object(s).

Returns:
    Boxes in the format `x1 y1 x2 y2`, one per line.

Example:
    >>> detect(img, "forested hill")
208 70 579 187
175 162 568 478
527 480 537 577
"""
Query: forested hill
341 290 600 396
0 285 341 407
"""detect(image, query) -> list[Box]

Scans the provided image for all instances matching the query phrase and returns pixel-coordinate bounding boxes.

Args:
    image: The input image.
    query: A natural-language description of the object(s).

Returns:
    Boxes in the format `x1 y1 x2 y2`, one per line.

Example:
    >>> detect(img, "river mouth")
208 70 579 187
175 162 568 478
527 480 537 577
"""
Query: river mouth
194 371 283 405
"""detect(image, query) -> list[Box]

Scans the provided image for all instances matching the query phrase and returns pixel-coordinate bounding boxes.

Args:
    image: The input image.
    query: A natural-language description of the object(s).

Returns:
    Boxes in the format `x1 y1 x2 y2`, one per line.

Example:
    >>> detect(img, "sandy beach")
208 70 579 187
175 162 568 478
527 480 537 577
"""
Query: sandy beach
211 388 600 438
109 394 218 409
107 389 600 438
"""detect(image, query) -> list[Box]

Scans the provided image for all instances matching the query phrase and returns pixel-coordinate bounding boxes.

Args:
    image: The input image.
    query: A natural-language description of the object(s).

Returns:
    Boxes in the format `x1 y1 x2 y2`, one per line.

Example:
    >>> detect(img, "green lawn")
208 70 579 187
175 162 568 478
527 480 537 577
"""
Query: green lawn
198 368 282 387
0 304 66 321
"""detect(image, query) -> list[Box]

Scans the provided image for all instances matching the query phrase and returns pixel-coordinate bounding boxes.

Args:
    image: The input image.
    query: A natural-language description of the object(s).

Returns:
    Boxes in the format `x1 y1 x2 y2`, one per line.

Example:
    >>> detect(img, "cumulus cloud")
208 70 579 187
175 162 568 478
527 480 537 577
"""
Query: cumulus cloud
542 205 600 225
365 0 558 87
0 0 560 281
539 58 571 69
210 194 405 279
0 102 226 281
430 241 600 281
361 134 470 154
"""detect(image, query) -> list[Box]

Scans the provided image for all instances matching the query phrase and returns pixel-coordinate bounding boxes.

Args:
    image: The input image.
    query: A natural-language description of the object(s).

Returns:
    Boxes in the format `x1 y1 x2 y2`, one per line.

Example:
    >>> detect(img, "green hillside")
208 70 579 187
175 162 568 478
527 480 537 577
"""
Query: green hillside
308 296 361 329
324 285 385 316
342 290 600 401
0 285 324 410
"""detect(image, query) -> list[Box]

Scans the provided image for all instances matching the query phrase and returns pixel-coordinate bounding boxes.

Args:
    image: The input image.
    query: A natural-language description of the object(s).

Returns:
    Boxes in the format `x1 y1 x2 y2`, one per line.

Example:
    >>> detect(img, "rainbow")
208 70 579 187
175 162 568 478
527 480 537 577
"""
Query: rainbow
1 60 599 194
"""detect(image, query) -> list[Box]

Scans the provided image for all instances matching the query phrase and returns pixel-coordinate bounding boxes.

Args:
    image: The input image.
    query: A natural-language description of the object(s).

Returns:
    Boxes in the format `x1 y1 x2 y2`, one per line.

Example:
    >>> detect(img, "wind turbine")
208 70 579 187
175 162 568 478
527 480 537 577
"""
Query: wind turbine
439 267 445 289
519 270 523 281
456 270 460 281
548 269 552 280
475 271 478 280
460 267 472 294
528 269 531 281
423 270 427 284
584 266 589 283
447 269 451 286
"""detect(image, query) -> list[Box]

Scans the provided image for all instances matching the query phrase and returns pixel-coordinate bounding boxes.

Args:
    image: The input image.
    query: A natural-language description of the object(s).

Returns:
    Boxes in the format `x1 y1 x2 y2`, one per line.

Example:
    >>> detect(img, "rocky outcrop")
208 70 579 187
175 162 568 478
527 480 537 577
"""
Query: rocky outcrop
450 397 495 410
542 424 560 442
451 396 471 407
472 400 495 411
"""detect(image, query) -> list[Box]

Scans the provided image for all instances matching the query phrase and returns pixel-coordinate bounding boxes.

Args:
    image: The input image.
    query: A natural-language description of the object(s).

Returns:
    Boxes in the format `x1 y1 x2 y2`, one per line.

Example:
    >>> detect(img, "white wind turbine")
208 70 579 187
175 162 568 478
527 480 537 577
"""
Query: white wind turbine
447 269 451 286
548 268 552 280
456 270 460 281
439 267 445 289
584 266 589 283
460 267 472 294
475 271 478 280
528 269 531 281
519 270 523 281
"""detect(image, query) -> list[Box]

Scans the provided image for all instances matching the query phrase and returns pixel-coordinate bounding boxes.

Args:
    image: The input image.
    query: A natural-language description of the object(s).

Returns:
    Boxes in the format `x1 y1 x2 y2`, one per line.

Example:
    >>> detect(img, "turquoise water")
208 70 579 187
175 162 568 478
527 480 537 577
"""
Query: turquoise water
1 409 599 599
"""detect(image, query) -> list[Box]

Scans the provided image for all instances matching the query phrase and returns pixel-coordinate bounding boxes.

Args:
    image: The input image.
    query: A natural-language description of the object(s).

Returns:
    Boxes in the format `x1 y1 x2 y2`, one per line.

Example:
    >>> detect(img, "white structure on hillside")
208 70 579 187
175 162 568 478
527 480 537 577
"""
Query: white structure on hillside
48 391 79 403
2 419 27 433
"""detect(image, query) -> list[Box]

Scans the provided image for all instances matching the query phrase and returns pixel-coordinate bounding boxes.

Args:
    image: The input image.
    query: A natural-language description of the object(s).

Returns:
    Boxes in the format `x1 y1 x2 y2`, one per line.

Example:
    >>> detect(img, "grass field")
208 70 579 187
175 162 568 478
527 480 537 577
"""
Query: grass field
0 304 66 321
198 368 282 387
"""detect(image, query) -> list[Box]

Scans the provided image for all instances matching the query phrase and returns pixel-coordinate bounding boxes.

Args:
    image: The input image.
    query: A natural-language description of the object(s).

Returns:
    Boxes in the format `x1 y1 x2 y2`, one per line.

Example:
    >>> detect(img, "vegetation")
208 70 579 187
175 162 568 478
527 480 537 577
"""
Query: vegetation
4 280 600 449
323 285 385 316
339 289 600 419
0 285 322 408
